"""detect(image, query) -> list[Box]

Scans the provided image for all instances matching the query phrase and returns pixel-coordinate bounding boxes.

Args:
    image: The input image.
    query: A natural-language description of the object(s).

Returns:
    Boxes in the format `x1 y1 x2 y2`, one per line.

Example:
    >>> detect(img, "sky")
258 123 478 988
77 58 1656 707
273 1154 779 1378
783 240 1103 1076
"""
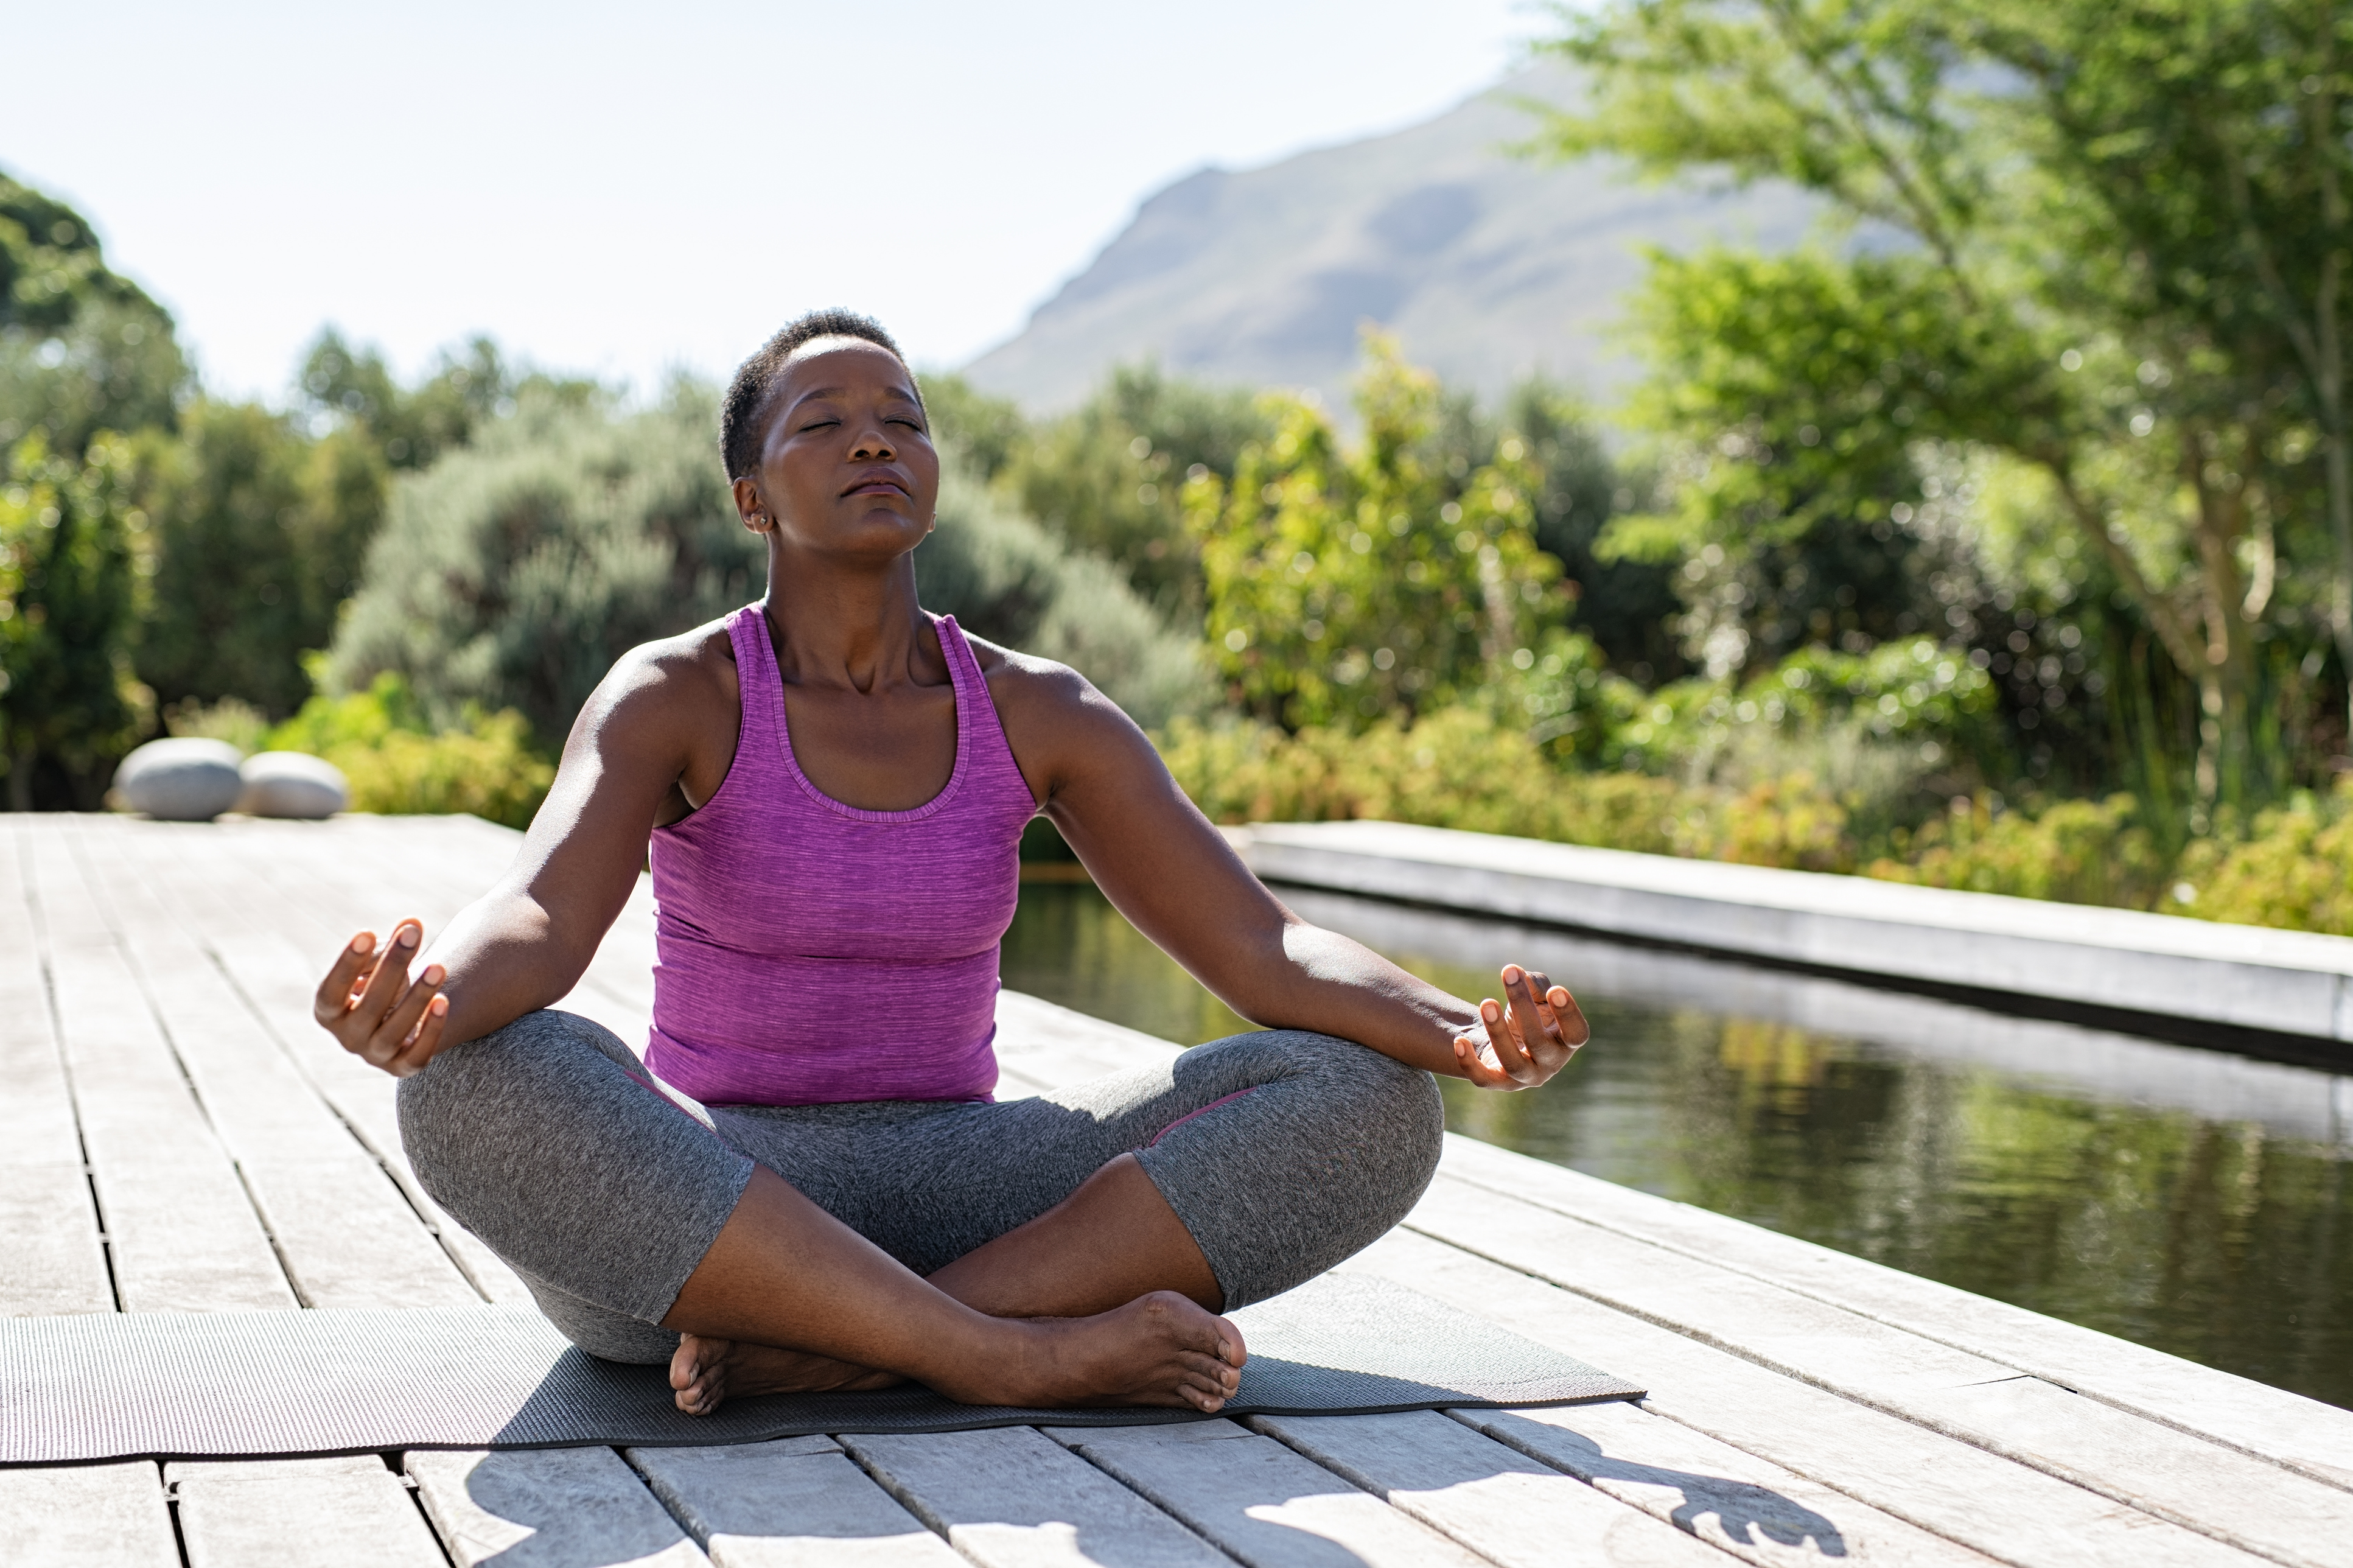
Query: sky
4 1 1545 403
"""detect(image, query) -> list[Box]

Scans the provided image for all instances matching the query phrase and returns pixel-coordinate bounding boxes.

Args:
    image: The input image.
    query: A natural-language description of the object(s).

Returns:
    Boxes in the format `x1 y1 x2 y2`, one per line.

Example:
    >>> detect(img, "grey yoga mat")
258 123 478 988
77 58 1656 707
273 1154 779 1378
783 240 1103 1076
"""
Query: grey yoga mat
1 1274 1642 1464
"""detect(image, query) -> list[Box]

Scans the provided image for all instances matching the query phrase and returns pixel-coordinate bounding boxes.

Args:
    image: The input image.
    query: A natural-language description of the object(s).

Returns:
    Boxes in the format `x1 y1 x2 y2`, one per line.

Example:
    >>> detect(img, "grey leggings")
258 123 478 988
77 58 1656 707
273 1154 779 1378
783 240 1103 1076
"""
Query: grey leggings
397 1010 1444 1364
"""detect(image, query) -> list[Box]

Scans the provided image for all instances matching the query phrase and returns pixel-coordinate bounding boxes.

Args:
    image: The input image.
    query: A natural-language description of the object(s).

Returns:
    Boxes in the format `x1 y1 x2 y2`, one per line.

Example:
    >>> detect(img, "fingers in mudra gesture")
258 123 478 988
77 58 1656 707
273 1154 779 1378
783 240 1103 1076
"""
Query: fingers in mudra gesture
314 919 449 1077
1452 965 1589 1090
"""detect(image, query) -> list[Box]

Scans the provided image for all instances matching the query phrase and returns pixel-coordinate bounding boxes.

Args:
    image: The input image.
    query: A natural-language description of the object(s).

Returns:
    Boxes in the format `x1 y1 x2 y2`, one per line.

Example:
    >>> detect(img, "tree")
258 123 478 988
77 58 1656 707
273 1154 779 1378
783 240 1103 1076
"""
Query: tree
323 383 762 745
1002 363 1274 614
1502 380 1684 679
293 329 593 472
1186 338 1568 731
134 402 363 718
1 172 187 458
0 435 146 807
1537 0 2353 813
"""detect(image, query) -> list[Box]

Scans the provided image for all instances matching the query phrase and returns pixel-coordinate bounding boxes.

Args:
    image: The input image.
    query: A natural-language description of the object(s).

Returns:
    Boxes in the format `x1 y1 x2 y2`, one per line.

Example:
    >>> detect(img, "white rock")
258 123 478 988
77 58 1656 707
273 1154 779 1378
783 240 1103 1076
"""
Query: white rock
237 751 349 819
114 738 246 822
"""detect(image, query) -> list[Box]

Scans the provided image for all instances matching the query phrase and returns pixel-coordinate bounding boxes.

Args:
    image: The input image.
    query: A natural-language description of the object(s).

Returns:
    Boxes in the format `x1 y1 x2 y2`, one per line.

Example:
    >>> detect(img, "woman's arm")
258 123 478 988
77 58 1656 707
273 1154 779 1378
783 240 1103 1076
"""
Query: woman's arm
999 664 1586 1088
312 636 730 1076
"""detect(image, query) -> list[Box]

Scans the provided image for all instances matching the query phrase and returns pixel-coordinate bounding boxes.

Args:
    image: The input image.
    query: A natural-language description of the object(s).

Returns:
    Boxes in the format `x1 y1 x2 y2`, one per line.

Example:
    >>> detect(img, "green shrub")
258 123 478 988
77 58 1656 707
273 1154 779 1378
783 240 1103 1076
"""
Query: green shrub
321 383 760 746
1866 794 2165 908
162 695 269 753
267 673 551 828
1161 709 1792 861
2172 781 2353 936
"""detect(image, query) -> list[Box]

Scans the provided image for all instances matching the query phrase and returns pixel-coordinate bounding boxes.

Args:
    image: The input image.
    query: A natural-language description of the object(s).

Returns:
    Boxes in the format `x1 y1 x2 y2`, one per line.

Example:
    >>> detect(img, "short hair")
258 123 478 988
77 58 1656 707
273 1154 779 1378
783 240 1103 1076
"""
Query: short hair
719 309 923 481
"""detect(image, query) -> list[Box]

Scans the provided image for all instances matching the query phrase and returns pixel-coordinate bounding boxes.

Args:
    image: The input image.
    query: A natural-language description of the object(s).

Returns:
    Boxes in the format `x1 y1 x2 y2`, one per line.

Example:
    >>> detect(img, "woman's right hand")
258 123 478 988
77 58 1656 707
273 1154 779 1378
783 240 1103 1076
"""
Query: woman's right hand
313 919 450 1077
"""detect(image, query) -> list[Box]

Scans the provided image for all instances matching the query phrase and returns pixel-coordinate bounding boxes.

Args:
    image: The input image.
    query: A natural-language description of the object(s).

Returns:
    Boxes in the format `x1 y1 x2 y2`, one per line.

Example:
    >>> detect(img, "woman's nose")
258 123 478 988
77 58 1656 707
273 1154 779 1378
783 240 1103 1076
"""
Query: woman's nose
849 427 895 461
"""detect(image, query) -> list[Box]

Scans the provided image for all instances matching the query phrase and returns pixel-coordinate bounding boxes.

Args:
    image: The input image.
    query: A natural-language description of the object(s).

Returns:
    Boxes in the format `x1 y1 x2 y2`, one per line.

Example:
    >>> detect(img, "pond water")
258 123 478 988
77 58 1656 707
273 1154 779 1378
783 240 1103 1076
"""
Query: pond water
1001 878 2353 1410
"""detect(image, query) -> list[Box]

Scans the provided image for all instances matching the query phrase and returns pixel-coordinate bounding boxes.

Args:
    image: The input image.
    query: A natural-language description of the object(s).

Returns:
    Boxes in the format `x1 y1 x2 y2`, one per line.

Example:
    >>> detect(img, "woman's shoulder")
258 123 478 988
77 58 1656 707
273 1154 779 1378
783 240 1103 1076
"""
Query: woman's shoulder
959 629 1100 716
957 628 1152 763
584 615 743 730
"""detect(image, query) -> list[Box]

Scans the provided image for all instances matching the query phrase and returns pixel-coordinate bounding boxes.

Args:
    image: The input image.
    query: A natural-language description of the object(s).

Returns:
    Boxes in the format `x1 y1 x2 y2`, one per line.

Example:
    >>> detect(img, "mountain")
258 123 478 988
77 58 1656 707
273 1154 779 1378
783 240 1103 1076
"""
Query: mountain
962 70 1817 413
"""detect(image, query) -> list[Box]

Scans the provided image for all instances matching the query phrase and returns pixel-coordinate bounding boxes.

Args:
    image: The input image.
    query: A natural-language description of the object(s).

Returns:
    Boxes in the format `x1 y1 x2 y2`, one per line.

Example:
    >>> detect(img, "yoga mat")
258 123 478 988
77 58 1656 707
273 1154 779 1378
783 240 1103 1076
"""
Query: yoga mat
0 1275 1642 1463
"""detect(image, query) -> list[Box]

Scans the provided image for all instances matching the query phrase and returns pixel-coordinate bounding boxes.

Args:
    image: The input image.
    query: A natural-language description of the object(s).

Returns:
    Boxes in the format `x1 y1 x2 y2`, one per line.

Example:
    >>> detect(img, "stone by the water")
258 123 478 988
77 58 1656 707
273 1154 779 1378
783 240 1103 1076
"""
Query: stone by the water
113 738 246 822
237 752 348 819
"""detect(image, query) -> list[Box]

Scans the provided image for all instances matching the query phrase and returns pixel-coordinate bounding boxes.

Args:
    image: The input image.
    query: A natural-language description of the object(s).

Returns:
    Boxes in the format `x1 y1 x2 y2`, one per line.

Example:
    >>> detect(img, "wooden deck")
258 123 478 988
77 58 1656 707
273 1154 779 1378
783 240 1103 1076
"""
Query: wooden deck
4 812 2349 1568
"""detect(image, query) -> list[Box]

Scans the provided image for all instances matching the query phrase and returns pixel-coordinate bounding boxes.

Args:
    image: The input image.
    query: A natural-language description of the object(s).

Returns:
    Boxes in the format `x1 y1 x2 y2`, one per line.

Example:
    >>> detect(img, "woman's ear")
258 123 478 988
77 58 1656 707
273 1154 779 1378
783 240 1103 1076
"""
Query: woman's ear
732 476 774 534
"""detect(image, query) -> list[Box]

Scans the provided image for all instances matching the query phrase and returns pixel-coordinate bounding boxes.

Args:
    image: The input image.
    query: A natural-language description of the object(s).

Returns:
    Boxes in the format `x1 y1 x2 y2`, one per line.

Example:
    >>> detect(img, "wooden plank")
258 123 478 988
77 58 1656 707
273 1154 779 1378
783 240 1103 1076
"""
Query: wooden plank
168 1454 446 1568
840 1425 1236 1567
67 822 478 1311
0 1462 178 1568
1446 1401 2009 1568
208 814 656 1051
0 820 111 1315
627 1437 963 1567
118 819 532 1305
408 1446 708 1567
1901 1376 2353 1568
17 822 294 1313
1404 1172 2350 1563
1043 1420 1491 1568
1339 1232 2267 1568
259 814 658 1029
1247 1409 1733 1568
1408 1174 2026 1397
1439 1132 2353 1493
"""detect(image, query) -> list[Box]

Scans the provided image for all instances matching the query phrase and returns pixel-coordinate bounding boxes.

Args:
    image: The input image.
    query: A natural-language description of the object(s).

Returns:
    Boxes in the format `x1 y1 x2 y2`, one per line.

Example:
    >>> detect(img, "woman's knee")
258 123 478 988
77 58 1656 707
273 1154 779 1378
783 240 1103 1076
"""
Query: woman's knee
1222 1028 1444 1188
394 1009 635 1211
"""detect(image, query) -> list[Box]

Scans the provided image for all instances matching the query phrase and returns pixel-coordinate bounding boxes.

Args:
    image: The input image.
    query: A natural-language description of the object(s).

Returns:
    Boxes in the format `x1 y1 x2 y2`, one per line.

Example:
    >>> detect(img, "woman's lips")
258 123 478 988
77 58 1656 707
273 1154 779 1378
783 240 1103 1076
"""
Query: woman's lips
844 480 908 497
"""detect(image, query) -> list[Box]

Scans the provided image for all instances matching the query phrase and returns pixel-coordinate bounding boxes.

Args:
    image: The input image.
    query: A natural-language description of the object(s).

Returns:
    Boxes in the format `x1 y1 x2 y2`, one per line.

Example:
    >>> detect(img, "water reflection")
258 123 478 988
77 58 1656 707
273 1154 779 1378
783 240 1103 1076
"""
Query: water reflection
1001 880 2353 1410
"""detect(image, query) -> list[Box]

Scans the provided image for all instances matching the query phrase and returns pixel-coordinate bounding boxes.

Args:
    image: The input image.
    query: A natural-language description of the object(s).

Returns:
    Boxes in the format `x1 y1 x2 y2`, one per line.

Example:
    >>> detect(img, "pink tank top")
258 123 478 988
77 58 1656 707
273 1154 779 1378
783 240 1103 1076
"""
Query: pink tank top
645 604 1039 1105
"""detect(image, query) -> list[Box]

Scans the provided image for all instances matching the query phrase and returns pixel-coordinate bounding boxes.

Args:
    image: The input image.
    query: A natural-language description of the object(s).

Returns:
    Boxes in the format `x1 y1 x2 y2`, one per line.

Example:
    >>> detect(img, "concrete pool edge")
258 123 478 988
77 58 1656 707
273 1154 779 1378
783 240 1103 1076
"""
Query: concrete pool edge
1224 819 2353 1064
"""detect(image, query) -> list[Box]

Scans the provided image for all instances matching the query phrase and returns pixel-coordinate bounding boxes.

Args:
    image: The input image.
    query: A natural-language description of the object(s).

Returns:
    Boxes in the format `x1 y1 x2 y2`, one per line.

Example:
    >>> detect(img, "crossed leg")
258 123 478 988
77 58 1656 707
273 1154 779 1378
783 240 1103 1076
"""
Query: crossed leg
664 1152 1229 1413
400 1012 1441 1418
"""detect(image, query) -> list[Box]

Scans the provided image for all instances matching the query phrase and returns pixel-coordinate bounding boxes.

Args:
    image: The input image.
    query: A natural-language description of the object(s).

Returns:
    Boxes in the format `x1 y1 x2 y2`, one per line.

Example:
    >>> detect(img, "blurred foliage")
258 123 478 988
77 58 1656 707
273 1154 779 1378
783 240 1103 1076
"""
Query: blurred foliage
132 402 380 717
161 694 270 754
921 373 1032 485
0 434 149 807
1504 380 1683 679
1869 794 2169 908
323 382 760 746
295 329 596 472
1158 704 2353 923
267 672 553 829
2172 778 2353 936
998 364 1273 612
1187 337 1569 731
0 172 189 460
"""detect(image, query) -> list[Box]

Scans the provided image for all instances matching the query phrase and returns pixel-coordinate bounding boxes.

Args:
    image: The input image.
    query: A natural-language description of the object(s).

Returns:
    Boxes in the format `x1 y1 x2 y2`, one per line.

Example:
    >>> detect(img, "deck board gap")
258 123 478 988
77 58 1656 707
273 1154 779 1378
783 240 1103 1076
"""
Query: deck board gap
18 825 126 1315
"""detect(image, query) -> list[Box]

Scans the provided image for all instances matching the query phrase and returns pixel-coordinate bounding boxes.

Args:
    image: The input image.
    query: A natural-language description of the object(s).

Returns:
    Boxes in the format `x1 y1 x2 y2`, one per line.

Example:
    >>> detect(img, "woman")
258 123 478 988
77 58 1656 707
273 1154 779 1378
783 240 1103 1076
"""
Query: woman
314 310 1589 1418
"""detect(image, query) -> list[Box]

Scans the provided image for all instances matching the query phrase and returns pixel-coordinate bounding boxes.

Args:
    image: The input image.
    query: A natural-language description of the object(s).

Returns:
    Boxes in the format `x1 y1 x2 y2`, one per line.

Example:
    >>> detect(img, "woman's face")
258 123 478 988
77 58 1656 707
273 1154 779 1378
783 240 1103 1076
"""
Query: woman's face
735 338 939 563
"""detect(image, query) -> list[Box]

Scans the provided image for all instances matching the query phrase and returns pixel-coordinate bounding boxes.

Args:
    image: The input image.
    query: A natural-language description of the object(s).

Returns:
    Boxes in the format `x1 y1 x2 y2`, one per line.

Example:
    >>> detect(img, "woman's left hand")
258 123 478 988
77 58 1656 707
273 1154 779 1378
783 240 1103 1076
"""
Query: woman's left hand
1452 965 1589 1090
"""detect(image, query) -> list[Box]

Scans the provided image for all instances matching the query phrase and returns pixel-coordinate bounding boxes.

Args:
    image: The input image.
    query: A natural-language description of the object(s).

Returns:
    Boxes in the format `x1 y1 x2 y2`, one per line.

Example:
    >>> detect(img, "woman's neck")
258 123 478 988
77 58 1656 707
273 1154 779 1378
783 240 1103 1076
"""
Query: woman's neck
761 548 937 695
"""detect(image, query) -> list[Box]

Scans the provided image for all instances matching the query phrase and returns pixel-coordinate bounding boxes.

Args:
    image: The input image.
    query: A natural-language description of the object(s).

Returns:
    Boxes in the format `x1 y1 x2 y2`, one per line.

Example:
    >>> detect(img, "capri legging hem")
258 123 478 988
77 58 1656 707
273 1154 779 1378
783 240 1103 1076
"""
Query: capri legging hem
396 1009 1444 1365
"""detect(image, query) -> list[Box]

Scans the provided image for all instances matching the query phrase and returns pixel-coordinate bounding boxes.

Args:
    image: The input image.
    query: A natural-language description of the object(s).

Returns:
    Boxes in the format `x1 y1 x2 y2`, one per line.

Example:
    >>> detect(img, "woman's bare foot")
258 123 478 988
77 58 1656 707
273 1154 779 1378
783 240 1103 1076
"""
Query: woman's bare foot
987 1290 1248 1413
670 1290 1246 1416
670 1333 904 1415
